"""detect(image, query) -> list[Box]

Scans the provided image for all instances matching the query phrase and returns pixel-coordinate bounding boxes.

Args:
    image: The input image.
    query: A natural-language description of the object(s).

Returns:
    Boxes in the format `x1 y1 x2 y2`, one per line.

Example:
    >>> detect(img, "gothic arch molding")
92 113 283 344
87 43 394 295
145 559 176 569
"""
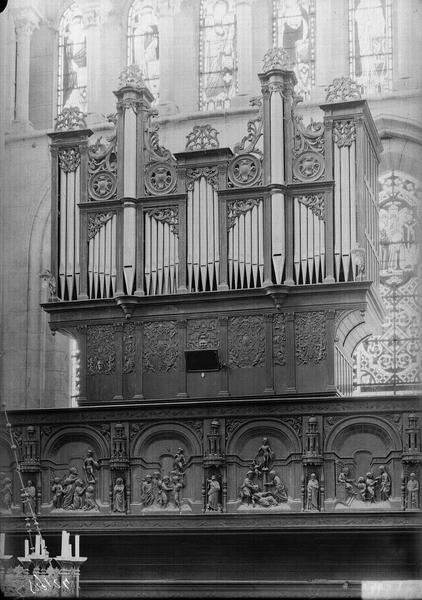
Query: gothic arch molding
42 425 109 460
325 416 402 454
131 422 201 458
226 419 301 457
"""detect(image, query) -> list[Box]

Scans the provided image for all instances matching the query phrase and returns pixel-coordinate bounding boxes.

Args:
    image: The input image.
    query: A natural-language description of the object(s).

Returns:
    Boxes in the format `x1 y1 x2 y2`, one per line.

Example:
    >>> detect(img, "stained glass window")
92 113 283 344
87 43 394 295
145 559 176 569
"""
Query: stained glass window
57 4 87 113
354 172 421 395
127 0 159 102
199 0 237 111
349 0 392 94
273 0 316 101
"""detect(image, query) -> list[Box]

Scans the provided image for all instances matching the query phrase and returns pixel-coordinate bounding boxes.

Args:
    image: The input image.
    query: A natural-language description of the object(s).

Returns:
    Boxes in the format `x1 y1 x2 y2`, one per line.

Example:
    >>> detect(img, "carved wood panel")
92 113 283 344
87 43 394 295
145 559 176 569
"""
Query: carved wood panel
143 321 178 373
228 316 265 368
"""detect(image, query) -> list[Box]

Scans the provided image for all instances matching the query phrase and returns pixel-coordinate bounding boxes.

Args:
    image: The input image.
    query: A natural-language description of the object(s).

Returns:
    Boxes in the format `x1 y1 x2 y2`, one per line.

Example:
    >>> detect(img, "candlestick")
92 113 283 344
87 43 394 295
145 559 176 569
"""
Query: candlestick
0 533 4 556
24 539 29 558
75 535 80 558
35 534 41 556
41 537 46 557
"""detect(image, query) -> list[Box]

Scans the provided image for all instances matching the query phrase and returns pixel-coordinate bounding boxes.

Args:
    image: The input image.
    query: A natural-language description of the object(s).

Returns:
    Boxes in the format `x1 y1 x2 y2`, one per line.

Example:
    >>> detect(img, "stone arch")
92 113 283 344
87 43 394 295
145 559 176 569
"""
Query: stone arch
131 422 201 459
42 425 109 461
325 416 402 455
226 419 301 458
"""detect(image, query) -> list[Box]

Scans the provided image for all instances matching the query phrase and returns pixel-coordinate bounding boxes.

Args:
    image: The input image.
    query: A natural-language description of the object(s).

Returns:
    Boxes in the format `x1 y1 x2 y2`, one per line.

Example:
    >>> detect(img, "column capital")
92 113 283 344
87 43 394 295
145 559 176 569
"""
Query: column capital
13 7 41 36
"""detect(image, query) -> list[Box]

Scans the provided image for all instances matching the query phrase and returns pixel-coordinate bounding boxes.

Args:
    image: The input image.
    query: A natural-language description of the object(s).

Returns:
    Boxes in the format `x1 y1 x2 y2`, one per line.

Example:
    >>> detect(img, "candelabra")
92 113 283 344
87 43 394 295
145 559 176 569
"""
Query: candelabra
0 531 87 598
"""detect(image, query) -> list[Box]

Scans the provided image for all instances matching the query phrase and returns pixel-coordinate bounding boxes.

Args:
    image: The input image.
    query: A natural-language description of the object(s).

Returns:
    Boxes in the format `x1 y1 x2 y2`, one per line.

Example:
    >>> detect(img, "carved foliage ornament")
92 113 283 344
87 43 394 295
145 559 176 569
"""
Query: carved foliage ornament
325 77 362 103
54 106 87 131
143 321 178 372
186 166 219 191
228 315 265 368
118 64 146 89
58 148 80 173
293 151 324 182
187 319 219 350
145 163 177 196
185 124 220 151
146 206 179 236
88 212 114 239
333 120 357 148
296 194 325 220
227 198 261 229
87 325 116 374
262 47 290 72
88 134 117 201
273 313 286 366
295 312 327 365
228 155 262 188
123 323 136 374
145 113 174 164
233 96 263 157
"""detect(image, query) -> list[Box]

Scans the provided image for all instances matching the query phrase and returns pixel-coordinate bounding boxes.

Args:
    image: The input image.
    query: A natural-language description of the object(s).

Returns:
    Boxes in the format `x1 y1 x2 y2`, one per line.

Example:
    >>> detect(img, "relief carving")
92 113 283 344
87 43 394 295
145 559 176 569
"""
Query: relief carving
143 321 178 373
185 124 220 151
54 106 87 131
295 312 327 365
186 166 219 191
306 473 320 511
273 313 286 366
54 456 100 512
0 473 12 512
227 198 261 229
87 325 116 375
228 315 265 368
406 473 419 509
324 76 362 103
112 477 126 513
228 155 262 188
88 133 117 201
58 148 80 173
88 212 114 240
296 193 325 220
187 319 219 350
139 448 188 511
123 323 136 374
335 464 392 508
206 475 222 512
146 206 179 235
333 120 357 148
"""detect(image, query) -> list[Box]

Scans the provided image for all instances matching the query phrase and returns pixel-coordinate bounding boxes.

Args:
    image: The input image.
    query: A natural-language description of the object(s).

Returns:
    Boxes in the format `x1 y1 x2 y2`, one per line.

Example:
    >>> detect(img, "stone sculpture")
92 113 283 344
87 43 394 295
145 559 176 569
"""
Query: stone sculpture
206 475 221 512
306 473 319 511
0 473 12 511
83 449 99 484
22 480 36 515
406 473 419 509
375 465 391 501
51 477 63 509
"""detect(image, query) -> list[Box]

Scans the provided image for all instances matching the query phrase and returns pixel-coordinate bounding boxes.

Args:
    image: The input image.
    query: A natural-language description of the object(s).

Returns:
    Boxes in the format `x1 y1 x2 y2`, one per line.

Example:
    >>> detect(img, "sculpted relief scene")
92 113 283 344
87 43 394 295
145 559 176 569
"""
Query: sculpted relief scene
0 413 420 517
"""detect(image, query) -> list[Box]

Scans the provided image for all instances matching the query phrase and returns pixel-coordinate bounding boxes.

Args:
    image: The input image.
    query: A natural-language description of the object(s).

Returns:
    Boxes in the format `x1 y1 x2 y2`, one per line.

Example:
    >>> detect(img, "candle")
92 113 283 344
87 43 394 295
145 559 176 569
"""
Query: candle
41 538 46 556
0 533 5 555
25 539 29 558
75 535 80 558
61 530 68 557
35 535 41 556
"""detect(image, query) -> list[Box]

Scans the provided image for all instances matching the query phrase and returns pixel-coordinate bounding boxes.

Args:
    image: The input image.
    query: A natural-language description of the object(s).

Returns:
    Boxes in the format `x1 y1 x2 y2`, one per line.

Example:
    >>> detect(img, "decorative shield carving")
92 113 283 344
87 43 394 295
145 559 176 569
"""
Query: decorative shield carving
89 170 117 201
145 162 177 195
228 154 262 187
293 151 324 182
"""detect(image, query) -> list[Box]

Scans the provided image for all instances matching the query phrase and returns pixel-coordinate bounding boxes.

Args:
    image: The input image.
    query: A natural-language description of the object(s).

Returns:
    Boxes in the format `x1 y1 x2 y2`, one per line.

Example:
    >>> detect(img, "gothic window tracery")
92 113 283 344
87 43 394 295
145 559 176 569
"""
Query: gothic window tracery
127 0 160 102
354 172 421 394
273 0 316 101
199 0 237 111
349 0 392 94
57 3 87 113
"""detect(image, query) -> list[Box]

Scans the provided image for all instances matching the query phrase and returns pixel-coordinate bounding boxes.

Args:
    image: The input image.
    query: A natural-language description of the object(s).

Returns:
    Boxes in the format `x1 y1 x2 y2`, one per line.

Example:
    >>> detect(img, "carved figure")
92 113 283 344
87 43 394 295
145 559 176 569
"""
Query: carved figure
151 471 162 504
255 438 275 471
171 473 184 508
267 471 288 503
112 478 126 513
160 476 173 508
365 472 376 503
337 467 356 505
22 480 36 515
375 465 391 501
206 475 221 512
83 485 99 511
251 486 278 507
0 474 12 511
239 472 256 505
173 448 186 474
72 479 86 510
51 477 63 509
140 475 154 507
356 476 366 501
62 467 79 509
406 473 419 509
306 473 319 511
83 449 99 484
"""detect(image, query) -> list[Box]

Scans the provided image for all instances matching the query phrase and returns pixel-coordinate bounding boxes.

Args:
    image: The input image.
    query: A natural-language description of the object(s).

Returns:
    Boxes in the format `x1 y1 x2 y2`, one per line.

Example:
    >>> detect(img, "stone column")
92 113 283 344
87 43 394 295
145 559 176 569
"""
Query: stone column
12 7 40 128
232 0 253 108
80 0 112 121
157 0 181 115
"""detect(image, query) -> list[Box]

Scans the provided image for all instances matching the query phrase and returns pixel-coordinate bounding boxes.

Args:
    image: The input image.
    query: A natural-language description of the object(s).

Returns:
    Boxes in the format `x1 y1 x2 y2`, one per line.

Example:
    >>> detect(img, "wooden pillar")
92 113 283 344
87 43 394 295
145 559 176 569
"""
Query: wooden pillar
264 313 274 394
218 316 229 397
177 320 188 398
133 321 144 400
286 312 296 393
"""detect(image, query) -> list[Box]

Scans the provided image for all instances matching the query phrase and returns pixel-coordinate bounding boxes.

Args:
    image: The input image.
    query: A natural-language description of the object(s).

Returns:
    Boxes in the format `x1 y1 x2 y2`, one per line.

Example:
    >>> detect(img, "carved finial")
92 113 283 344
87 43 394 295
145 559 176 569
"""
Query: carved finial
262 47 290 72
54 106 87 131
118 64 146 89
324 77 362 103
185 124 220 151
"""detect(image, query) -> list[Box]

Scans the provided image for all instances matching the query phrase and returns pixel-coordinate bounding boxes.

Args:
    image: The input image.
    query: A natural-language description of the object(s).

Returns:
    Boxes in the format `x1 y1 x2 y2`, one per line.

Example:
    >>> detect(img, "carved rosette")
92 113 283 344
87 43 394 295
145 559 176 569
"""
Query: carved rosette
123 323 136 374
145 163 177 195
273 313 286 366
296 194 325 220
227 198 261 229
325 77 362 103
295 312 327 365
54 106 87 131
146 207 179 236
58 148 80 173
187 319 219 350
228 315 265 368
186 167 219 191
228 154 262 188
333 120 357 148
293 151 324 182
185 124 220 151
88 212 114 239
87 325 116 375
143 321 178 372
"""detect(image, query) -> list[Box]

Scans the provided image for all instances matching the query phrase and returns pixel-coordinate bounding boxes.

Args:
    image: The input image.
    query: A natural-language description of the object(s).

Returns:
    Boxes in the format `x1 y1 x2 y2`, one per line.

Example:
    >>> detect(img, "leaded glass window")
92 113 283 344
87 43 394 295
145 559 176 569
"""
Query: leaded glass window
199 0 237 111
354 172 421 394
273 0 316 101
127 0 160 102
57 4 87 113
349 0 393 94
